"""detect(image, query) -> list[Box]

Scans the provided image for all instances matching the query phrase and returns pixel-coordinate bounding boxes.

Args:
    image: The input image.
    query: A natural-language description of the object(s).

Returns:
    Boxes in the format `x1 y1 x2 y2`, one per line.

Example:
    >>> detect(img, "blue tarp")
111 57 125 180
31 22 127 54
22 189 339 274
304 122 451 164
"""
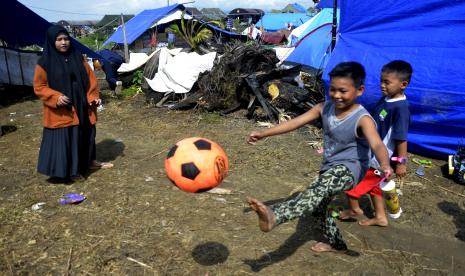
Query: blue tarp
285 8 338 70
1 0 101 59
288 8 337 46
323 0 465 158
315 0 341 9
256 13 311 32
103 4 245 46
206 23 248 40
285 24 332 72
103 4 181 46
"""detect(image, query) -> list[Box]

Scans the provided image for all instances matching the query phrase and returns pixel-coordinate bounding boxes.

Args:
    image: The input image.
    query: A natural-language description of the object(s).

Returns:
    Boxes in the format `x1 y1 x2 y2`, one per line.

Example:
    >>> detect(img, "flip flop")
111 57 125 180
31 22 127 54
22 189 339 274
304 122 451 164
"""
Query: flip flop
415 165 425 176
89 161 114 170
412 158 432 168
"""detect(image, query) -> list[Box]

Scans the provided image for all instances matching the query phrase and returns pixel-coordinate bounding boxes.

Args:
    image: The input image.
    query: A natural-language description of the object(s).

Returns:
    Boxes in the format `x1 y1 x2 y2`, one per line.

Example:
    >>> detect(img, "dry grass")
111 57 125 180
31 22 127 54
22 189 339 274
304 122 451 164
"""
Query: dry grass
1 91 464 275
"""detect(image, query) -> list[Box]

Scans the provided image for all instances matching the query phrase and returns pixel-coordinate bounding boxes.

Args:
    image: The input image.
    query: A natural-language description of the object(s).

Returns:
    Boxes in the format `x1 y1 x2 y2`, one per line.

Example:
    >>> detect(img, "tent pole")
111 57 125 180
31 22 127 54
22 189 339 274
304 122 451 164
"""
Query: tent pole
2 44 12 84
331 0 337 51
17 49 25 85
121 13 129 63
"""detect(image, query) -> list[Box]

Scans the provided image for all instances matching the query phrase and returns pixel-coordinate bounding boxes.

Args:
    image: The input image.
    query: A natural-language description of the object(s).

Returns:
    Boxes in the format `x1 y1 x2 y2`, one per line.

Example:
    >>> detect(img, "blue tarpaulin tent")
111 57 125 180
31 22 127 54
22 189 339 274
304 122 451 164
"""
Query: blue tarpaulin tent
1 0 101 59
256 13 311 32
103 4 244 46
103 4 181 46
284 8 338 71
323 0 465 158
315 0 341 9
288 8 336 46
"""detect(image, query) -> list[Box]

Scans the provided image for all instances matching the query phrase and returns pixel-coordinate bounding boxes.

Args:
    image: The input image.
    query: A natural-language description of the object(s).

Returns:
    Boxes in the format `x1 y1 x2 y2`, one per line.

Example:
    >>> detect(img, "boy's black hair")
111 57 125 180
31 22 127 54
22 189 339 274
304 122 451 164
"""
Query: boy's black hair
328 62 366 89
381 60 413 83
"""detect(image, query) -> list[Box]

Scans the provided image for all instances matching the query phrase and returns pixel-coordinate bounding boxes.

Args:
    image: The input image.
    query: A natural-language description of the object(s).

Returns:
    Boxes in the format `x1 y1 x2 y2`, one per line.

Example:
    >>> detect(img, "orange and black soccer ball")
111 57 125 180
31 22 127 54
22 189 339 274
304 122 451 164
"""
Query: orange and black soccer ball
165 137 229 193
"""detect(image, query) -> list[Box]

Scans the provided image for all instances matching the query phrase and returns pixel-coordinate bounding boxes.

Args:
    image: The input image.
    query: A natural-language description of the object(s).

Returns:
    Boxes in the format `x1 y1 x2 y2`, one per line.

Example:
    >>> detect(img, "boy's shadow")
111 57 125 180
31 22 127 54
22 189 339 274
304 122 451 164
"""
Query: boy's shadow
243 196 326 272
243 195 361 272
243 213 323 272
437 201 465 241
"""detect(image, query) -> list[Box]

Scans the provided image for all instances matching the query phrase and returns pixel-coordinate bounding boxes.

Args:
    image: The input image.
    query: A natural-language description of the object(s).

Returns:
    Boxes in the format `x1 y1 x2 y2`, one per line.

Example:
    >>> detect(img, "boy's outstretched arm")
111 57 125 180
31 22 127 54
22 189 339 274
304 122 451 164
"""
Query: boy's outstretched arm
358 116 392 174
248 103 323 144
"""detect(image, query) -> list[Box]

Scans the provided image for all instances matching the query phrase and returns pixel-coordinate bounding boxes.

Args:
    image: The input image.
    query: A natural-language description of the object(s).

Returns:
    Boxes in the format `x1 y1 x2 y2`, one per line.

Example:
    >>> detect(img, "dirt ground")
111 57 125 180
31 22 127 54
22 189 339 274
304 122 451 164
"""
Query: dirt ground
1 86 465 275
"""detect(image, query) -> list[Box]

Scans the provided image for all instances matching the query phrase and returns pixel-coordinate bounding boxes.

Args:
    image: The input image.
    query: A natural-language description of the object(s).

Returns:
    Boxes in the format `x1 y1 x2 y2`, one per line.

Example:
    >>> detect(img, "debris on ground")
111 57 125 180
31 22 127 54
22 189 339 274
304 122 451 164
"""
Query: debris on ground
141 42 325 122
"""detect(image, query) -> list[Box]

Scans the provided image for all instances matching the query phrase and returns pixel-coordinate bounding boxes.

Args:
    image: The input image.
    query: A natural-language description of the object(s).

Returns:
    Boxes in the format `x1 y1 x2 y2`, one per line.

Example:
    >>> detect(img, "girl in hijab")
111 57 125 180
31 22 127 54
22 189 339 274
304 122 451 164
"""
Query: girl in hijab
34 25 112 182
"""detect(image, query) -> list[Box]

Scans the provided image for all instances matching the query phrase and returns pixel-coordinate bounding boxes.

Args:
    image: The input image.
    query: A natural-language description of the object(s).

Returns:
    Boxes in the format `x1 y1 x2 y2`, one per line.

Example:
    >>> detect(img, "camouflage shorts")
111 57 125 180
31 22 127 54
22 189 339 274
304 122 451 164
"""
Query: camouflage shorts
271 165 354 250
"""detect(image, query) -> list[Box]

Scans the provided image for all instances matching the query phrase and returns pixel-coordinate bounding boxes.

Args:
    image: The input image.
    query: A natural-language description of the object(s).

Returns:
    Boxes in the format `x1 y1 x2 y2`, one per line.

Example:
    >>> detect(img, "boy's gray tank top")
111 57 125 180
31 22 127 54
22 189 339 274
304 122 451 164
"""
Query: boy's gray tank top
320 102 372 184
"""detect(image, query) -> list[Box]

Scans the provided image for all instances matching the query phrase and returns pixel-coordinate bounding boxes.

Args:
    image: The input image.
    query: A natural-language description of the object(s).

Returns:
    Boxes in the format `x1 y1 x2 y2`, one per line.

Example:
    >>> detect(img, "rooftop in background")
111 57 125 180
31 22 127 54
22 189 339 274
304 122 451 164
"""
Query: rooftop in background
282 3 308 13
200 8 226 20
96 14 134 28
227 8 265 24
56 19 99 26
185 7 205 20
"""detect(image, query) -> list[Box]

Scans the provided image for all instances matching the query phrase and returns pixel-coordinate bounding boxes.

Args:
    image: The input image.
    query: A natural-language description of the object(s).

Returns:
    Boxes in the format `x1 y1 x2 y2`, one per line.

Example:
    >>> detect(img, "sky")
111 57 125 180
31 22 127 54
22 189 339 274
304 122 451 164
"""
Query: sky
17 0 315 22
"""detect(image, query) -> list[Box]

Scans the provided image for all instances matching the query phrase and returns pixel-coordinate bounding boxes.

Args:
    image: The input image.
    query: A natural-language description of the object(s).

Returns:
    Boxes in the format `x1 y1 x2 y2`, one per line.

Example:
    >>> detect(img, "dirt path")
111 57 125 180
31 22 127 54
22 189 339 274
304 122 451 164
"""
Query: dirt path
1 90 464 275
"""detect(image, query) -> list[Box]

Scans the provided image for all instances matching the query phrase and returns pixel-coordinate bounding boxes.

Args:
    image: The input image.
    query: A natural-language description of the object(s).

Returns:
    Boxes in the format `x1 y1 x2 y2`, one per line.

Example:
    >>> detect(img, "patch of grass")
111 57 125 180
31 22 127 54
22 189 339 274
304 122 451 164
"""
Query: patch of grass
0 207 24 224
77 33 109 51
198 113 224 124
120 86 142 98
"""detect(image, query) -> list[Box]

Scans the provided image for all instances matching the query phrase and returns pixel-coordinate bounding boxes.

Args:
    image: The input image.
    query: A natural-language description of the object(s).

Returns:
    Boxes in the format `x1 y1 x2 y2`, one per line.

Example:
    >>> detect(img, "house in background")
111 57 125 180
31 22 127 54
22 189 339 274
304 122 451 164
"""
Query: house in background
200 8 226 21
56 20 99 37
184 7 205 20
227 8 264 24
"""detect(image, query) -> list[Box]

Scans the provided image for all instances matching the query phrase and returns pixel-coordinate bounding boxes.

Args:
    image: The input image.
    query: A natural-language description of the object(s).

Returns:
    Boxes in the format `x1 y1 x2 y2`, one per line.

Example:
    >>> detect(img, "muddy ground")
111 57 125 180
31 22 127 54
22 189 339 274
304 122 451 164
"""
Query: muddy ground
1 85 465 275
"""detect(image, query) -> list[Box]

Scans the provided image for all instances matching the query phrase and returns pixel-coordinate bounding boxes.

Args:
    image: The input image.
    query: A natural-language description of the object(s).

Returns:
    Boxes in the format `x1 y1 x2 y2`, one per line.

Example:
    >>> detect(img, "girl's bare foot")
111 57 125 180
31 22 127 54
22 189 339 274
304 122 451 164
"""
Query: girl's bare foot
358 217 388 227
339 209 363 220
247 197 276 232
311 242 336 253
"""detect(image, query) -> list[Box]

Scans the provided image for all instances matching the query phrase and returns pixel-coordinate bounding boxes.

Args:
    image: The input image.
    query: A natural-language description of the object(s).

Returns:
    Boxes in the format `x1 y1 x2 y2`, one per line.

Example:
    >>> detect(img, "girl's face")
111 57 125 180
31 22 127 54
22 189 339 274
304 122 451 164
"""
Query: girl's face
55 32 70 53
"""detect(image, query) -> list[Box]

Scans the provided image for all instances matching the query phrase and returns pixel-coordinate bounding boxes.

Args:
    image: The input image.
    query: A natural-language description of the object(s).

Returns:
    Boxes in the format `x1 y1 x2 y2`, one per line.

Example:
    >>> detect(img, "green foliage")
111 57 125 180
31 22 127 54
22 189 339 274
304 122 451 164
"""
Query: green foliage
77 32 109 51
233 18 241 30
167 12 223 51
132 69 144 86
120 69 143 98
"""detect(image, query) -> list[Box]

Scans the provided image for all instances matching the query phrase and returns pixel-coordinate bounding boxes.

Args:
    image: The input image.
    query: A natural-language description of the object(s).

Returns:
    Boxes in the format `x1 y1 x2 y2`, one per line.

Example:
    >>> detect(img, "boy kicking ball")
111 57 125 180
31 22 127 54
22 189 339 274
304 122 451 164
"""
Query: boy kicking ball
247 62 392 253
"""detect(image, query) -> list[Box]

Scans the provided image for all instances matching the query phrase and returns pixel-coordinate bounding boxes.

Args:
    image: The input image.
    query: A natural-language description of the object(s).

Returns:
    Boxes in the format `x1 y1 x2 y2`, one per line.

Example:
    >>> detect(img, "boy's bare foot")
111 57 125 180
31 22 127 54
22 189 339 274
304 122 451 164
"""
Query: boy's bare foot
247 197 276 232
339 209 363 220
358 217 388 227
311 242 336 253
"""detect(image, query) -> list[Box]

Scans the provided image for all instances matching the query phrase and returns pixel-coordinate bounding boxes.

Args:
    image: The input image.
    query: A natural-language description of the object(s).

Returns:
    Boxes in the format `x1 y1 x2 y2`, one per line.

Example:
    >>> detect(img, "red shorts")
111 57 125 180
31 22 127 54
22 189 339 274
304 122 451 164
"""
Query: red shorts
345 168 383 198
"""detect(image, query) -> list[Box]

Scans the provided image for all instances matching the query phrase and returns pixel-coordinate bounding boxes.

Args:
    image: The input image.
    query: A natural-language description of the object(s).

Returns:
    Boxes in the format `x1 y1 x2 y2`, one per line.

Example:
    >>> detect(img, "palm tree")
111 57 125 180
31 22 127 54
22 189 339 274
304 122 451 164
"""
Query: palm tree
167 12 224 52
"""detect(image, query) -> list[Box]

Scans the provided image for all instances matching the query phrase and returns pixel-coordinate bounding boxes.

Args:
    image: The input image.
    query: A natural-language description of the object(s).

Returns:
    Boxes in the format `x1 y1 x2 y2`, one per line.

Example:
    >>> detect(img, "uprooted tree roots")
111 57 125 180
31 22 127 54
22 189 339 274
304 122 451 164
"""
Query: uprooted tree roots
197 42 279 112
145 42 325 121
